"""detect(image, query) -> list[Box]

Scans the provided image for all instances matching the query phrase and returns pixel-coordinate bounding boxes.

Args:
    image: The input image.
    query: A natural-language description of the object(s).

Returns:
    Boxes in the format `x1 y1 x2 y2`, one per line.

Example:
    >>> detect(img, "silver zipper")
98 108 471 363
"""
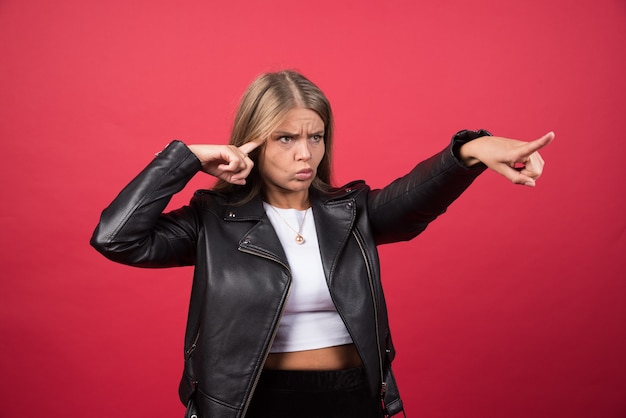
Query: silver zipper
352 229 385 398
238 245 292 418
185 330 200 360
183 329 202 397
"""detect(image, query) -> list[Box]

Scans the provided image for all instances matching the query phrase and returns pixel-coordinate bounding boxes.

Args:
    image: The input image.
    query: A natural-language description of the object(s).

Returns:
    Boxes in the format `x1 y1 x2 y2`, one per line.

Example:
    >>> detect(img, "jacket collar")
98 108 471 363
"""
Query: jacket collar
221 185 360 221
225 186 360 282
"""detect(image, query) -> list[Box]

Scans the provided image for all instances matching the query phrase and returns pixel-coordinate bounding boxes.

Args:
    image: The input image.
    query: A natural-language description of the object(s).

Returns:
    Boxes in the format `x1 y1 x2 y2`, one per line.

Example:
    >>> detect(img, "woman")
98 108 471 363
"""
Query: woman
91 70 553 418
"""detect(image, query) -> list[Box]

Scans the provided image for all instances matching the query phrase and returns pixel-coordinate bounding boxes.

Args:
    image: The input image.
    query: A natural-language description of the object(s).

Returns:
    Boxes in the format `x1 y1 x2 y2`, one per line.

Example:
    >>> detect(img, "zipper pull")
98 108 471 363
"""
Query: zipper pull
185 342 197 360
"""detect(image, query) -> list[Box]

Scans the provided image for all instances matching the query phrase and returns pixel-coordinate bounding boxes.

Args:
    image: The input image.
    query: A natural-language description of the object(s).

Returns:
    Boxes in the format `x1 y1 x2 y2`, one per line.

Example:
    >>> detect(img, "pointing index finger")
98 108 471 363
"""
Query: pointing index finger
238 138 265 156
523 131 555 155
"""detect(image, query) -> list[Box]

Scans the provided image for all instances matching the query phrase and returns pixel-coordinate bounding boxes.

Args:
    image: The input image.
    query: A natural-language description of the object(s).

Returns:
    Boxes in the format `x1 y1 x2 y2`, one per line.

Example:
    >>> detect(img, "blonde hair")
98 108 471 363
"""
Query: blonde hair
213 70 334 202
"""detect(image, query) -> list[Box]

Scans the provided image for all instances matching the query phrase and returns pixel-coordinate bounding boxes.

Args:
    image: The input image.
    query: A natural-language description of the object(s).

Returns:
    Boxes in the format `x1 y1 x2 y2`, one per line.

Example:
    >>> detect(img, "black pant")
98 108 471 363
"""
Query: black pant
246 368 384 418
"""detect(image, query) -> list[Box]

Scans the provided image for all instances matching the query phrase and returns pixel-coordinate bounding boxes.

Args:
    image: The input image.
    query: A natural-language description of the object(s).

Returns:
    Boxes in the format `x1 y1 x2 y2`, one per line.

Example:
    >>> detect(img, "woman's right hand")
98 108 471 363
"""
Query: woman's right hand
187 139 264 185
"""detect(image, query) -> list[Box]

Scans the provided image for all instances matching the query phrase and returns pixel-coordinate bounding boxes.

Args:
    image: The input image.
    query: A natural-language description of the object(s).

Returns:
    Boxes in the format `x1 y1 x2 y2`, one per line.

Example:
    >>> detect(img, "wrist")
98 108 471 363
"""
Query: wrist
459 139 483 166
451 129 491 168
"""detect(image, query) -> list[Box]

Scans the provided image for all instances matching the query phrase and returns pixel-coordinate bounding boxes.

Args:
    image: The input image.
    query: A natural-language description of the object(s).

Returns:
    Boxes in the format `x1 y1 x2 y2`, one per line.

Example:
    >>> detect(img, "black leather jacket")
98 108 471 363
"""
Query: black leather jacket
91 130 488 418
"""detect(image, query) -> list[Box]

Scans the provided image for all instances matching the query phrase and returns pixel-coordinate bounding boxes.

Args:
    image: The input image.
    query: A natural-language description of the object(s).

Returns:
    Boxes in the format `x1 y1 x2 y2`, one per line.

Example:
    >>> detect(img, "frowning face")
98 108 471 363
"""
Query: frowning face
258 107 325 207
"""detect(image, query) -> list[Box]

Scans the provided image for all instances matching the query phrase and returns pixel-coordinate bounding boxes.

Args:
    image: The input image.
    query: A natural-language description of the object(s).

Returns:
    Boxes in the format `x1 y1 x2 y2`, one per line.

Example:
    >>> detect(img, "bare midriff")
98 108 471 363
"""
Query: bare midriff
264 343 363 370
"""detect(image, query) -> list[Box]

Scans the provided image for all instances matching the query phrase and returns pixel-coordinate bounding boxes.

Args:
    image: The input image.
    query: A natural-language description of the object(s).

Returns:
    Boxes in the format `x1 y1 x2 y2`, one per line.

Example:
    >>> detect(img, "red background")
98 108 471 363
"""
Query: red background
1 0 625 417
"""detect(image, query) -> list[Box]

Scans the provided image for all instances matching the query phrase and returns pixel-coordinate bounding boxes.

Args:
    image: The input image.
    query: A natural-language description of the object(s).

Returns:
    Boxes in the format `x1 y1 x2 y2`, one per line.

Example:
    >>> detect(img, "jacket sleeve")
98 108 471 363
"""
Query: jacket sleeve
90 140 203 267
368 130 490 245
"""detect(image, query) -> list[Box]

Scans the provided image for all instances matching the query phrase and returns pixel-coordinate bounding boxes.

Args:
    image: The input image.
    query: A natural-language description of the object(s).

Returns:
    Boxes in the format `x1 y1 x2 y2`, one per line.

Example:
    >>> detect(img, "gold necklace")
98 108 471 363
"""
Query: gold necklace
269 206 309 245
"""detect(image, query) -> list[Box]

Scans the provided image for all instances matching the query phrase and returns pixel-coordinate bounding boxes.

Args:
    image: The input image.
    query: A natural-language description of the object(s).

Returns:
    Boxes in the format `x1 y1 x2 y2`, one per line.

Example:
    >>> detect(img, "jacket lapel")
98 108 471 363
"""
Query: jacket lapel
224 196 288 267
224 189 358 281
311 189 357 286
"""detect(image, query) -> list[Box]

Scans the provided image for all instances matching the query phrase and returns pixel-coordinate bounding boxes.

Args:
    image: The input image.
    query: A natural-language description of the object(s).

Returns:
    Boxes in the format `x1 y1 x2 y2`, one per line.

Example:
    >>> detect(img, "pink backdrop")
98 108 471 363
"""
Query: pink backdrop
1 0 625 417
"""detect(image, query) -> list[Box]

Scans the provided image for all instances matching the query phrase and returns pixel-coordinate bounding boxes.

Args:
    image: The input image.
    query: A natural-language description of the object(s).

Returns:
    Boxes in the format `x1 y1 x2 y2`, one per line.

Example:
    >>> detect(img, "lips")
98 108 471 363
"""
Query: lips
295 168 314 180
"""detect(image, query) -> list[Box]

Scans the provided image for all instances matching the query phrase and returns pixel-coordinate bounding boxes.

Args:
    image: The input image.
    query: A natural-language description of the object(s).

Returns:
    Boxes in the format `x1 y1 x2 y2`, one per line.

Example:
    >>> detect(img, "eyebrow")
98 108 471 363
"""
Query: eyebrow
273 130 325 137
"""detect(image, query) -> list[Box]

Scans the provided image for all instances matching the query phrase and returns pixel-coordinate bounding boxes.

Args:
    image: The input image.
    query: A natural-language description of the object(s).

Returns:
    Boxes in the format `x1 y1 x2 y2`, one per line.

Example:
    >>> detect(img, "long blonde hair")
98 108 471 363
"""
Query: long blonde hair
213 70 334 202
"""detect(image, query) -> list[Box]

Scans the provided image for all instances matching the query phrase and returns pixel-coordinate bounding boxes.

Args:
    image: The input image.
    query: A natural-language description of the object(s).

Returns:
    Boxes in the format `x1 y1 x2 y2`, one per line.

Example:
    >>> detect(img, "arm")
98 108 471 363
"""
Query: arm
90 141 203 267
368 130 489 244
368 130 554 244
91 139 263 267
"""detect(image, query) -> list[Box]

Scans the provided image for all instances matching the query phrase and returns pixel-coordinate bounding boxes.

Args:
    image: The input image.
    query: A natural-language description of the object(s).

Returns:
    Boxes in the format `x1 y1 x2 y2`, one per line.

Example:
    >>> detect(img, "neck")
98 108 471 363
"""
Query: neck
263 190 310 210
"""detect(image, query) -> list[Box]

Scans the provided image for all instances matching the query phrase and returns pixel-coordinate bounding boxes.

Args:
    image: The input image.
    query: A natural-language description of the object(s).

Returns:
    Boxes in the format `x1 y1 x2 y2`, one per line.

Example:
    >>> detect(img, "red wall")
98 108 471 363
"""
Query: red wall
1 0 625 417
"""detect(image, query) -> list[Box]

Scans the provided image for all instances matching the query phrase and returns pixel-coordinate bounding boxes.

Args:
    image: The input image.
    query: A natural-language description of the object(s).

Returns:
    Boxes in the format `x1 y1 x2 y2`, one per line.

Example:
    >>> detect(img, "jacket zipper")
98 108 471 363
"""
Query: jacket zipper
183 327 202 399
185 331 200 361
352 229 386 400
238 245 292 418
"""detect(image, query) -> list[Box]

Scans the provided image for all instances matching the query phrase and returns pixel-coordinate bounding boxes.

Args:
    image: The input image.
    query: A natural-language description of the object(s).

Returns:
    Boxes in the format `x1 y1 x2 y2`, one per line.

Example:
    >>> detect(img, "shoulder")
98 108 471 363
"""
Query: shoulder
189 188 236 213
190 188 266 221
314 180 370 204
192 188 223 202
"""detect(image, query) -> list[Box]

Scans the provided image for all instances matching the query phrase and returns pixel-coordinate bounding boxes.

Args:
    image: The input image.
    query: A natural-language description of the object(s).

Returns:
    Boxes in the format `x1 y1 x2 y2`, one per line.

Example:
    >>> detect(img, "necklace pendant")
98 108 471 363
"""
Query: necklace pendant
295 234 305 245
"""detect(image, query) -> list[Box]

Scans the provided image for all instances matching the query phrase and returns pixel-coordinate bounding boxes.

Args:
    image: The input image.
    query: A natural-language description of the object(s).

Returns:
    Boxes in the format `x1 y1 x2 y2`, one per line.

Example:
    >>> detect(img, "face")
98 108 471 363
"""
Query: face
257 107 325 205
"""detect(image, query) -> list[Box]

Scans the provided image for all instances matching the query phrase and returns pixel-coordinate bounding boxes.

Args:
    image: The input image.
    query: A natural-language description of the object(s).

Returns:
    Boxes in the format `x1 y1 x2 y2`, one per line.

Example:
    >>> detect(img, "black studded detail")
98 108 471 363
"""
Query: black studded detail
227 212 236 218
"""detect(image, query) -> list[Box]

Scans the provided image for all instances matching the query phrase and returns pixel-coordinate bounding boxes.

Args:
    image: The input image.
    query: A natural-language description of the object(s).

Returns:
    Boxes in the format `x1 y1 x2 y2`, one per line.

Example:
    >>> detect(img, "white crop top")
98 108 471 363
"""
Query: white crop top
263 203 353 353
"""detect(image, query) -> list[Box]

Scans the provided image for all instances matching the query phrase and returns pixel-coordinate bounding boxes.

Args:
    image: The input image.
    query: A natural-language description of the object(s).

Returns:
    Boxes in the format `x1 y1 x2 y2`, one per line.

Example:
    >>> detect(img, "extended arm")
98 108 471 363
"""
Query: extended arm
368 130 554 244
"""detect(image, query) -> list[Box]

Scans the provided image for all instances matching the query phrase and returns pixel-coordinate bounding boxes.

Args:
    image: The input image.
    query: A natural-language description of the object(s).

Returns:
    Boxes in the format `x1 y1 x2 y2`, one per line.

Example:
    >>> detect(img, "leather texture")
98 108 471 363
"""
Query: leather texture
91 130 488 417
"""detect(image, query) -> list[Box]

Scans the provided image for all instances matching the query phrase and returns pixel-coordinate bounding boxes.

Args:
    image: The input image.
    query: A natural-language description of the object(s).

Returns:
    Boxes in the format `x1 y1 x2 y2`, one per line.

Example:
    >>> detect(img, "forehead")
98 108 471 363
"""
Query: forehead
275 108 324 131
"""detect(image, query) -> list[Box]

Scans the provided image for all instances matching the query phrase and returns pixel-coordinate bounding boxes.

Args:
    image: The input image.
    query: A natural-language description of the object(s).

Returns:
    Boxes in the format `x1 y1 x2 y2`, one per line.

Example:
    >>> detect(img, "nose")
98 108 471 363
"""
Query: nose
295 139 312 161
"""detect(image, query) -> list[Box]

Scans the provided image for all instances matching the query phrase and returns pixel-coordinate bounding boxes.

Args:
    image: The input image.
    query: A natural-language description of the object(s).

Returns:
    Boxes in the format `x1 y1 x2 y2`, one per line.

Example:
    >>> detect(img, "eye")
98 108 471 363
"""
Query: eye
311 134 324 143
278 136 293 144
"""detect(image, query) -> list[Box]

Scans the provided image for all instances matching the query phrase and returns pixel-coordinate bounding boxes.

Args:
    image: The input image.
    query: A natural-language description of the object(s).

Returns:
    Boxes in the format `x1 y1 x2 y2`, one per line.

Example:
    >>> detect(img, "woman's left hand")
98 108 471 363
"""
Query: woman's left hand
459 132 555 187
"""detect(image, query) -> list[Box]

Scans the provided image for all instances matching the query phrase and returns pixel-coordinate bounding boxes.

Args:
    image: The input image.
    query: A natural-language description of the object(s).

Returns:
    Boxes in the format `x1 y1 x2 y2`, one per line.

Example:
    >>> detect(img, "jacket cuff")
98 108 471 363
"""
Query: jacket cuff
154 140 202 173
450 129 492 170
